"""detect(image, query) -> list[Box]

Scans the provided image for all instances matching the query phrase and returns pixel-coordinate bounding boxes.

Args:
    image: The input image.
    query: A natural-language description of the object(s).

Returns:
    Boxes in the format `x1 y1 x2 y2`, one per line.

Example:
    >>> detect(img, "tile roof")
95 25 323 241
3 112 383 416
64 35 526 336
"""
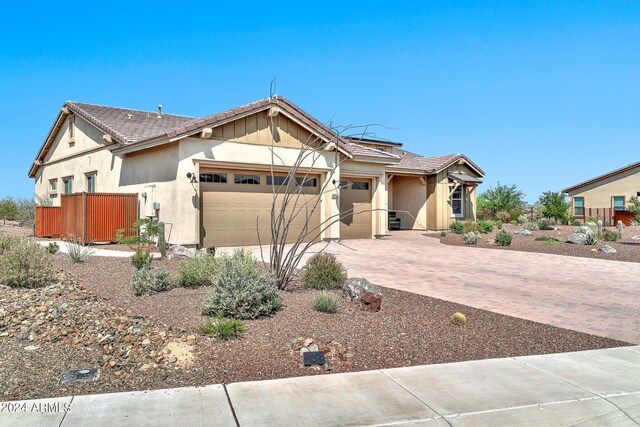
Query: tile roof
389 148 485 176
346 142 400 161
66 101 196 144
562 161 640 193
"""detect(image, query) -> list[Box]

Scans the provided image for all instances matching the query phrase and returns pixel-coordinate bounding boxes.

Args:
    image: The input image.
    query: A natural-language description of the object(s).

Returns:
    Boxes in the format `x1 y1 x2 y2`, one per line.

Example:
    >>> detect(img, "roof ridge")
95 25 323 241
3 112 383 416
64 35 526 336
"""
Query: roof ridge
562 161 640 193
349 142 399 159
66 100 197 119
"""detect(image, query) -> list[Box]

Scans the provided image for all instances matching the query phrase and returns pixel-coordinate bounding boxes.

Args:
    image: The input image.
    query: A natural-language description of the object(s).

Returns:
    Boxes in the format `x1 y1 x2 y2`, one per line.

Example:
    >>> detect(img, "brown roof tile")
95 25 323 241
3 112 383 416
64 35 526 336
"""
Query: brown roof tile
389 148 485 176
562 161 640 193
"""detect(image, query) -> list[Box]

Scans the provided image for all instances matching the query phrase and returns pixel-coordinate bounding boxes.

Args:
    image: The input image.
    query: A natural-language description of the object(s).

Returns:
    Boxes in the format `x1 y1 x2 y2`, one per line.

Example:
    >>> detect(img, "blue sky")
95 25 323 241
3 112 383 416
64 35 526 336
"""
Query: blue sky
1 1 638 202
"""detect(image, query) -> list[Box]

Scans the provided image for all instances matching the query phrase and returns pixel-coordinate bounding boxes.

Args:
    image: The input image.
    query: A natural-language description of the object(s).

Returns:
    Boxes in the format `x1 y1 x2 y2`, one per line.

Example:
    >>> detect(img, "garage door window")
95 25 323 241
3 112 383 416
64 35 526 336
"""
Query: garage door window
200 172 227 183
351 181 369 190
235 174 260 185
267 175 289 186
296 177 317 187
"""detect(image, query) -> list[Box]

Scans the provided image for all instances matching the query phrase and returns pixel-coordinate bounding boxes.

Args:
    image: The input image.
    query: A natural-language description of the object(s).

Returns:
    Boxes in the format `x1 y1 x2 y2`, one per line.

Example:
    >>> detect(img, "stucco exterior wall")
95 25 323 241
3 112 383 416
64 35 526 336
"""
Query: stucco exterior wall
567 166 640 209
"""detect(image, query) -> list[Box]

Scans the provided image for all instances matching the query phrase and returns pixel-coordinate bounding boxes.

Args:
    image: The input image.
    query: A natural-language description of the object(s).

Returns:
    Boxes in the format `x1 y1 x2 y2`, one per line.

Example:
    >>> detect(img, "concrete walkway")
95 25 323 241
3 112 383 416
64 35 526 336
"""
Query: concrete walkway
2 346 639 426
237 231 640 344
37 241 162 258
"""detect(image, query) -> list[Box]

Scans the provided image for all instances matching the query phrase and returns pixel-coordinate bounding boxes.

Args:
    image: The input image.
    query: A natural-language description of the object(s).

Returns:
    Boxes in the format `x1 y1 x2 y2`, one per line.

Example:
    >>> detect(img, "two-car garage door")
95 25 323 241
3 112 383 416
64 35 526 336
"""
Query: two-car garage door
200 169 321 247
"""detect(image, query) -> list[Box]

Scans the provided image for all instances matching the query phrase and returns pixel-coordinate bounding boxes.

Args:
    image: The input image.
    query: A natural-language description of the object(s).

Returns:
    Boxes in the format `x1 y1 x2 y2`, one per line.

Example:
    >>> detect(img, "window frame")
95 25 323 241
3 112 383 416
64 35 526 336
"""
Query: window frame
85 172 97 193
573 197 585 217
351 181 370 191
449 184 464 218
199 172 228 183
62 176 74 195
267 175 290 186
49 179 58 193
234 173 260 185
613 196 626 212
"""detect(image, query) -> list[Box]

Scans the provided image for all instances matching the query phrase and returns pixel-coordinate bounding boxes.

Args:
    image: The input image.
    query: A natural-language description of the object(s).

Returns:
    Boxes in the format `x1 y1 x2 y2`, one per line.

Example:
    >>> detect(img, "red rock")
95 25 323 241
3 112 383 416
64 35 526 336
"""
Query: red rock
360 292 382 311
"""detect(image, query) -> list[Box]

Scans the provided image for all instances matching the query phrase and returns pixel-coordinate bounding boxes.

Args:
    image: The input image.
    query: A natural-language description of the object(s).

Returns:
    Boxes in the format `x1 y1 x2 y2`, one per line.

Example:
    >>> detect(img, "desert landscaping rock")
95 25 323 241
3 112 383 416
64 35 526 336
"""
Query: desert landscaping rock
167 245 192 260
564 233 588 245
360 291 382 311
599 245 617 254
343 277 381 300
515 229 533 236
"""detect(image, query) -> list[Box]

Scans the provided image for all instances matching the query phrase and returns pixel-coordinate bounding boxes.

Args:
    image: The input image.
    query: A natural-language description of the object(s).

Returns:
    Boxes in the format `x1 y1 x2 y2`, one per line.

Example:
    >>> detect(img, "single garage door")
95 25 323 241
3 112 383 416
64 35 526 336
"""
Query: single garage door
200 170 321 247
340 178 373 240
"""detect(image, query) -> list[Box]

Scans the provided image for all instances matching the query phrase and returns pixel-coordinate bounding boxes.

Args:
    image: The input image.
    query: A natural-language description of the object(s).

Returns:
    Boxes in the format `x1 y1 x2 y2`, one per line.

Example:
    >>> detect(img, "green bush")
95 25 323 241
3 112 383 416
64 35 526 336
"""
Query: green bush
463 220 481 234
439 230 447 237
131 267 171 295
197 318 246 340
494 230 512 246
627 196 640 224
495 210 510 223
463 232 478 245
0 237 57 288
178 252 220 288
302 253 347 290
477 220 494 234
537 191 570 223
537 218 555 230
523 222 539 231
0 197 18 221
313 291 338 313
494 221 503 229
201 249 282 319
449 220 464 234
602 229 618 242
64 240 94 263
131 249 153 270
585 233 598 246
46 242 60 254
116 218 161 247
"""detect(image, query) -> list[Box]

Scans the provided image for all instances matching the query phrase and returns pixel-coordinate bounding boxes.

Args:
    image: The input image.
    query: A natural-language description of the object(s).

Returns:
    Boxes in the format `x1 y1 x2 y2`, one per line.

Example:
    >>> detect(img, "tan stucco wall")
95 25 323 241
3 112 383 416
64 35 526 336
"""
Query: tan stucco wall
390 175 427 230
567 166 640 209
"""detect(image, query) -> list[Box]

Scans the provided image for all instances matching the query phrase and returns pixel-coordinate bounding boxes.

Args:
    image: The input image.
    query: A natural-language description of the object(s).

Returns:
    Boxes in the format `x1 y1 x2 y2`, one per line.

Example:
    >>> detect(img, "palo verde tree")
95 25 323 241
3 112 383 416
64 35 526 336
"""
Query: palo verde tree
476 182 526 219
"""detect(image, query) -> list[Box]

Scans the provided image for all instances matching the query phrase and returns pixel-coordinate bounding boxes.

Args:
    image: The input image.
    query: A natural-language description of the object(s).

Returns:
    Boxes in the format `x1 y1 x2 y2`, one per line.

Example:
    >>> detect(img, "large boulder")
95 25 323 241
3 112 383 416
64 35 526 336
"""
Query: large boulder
342 278 380 301
574 226 595 236
515 228 533 236
564 233 588 245
167 245 192 260
360 291 382 312
599 245 617 254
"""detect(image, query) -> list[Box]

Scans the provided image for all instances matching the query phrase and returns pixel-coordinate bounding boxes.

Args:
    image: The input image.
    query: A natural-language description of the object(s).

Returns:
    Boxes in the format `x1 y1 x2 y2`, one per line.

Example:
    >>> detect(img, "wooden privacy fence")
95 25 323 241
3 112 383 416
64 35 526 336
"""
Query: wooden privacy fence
35 207 61 237
60 193 138 244
581 207 635 227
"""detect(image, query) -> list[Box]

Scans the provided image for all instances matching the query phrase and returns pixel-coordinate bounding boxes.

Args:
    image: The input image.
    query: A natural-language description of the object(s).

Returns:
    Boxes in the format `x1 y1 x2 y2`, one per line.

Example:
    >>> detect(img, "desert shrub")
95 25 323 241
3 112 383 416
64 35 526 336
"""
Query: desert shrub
537 218 555 230
0 197 18 221
46 242 60 254
602 229 618 242
15 197 37 229
64 240 94 263
584 233 598 246
131 249 153 270
201 250 282 319
627 196 640 224
197 318 246 340
523 222 539 231
0 237 57 288
477 183 526 219
439 230 447 237
494 221 503 229
302 253 347 290
463 232 478 245
116 218 161 247
449 220 464 234
451 312 467 326
495 210 510 223
178 252 220 288
463 220 481 234
494 230 512 246
568 215 581 226
586 215 602 224
131 267 171 295
313 291 338 313
537 191 570 223
535 236 561 245
477 220 494 234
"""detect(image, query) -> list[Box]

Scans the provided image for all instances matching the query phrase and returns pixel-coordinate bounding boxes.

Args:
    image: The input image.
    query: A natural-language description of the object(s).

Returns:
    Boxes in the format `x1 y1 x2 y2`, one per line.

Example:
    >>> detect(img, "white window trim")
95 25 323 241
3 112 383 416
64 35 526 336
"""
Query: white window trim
450 184 464 218
49 178 58 194
85 172 97 193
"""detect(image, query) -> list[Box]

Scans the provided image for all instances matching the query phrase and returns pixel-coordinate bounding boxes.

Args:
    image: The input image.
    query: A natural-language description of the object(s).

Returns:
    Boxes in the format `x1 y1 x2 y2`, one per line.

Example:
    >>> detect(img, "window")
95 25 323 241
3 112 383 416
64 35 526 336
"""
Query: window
267 175 290 186
86 173 96 193
200 172 227 183
234 174 260 185
49 179 58 192
295 177 317 187
450 185 463 217
63 177 73 195
68 116 75 147
338 180 348 189
574 197 585 216
613 196 625 211
351 181 369 190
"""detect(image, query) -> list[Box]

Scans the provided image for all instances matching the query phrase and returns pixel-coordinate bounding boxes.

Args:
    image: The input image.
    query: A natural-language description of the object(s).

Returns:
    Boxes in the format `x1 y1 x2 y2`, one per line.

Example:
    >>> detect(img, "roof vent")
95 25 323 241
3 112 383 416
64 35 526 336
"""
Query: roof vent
126 114 133 119
157 104 162 118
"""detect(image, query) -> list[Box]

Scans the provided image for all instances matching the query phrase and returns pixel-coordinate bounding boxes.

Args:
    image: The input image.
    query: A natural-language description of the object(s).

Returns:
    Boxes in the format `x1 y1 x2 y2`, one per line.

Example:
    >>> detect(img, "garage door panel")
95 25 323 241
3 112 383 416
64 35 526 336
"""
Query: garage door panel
201 170 321 247
340 179 373 240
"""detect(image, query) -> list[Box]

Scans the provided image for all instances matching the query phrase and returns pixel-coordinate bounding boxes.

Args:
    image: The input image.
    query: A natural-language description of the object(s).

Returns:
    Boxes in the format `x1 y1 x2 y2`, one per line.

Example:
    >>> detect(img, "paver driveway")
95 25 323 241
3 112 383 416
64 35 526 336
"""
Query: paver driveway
237 231 640 343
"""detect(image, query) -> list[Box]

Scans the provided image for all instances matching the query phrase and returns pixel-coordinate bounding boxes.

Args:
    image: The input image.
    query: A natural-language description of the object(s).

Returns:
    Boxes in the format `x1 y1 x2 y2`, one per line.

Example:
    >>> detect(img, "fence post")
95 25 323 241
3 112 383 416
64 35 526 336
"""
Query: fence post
82 193 87 245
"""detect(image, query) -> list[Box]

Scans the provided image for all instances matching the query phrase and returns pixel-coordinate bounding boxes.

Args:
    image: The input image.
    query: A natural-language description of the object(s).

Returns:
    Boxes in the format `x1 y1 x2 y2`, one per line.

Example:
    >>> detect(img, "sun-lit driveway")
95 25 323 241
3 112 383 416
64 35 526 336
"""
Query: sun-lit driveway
237 231 640 344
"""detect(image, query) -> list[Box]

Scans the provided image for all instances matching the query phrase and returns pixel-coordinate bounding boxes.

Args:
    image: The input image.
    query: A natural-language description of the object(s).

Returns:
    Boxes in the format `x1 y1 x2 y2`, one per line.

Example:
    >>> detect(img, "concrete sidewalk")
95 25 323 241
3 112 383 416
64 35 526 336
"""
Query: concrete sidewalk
36 241 163 258
3 346 639 426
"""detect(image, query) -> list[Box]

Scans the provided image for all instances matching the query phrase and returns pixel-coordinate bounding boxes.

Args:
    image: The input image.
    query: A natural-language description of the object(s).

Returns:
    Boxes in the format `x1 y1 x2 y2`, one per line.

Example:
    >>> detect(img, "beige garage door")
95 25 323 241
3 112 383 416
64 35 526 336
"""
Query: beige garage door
200 170 321 247
340 178 373 240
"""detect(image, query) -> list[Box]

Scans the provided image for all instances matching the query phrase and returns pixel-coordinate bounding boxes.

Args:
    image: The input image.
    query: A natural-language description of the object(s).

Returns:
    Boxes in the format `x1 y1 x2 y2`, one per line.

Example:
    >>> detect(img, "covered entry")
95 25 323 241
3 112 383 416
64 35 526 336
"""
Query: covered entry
339 178 373 239
200 169 321 247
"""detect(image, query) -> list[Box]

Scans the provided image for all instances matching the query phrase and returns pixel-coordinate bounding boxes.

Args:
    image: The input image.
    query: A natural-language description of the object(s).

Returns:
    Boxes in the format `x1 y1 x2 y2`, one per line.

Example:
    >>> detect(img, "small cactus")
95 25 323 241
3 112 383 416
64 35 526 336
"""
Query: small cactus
618 221 624 240
597 220 603 239
158 221 167 258
451 312 467 326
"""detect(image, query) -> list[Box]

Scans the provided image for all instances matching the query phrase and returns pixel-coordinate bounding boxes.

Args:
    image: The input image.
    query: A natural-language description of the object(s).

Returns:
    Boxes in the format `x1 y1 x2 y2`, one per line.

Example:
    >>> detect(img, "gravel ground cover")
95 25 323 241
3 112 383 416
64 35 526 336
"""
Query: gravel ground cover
433 223 640 262
0 252 628 400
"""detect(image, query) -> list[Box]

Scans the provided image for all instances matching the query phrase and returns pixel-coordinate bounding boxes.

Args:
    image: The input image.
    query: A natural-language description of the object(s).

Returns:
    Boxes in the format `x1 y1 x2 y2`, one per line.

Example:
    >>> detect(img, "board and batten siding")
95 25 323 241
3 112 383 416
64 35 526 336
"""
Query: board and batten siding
432 164 479 230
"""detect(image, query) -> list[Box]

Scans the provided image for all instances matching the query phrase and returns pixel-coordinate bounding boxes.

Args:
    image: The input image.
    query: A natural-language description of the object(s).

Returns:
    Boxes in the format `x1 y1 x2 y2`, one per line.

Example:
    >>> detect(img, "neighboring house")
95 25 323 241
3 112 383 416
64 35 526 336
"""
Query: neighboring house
562 161 640 222
29 96 484 246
